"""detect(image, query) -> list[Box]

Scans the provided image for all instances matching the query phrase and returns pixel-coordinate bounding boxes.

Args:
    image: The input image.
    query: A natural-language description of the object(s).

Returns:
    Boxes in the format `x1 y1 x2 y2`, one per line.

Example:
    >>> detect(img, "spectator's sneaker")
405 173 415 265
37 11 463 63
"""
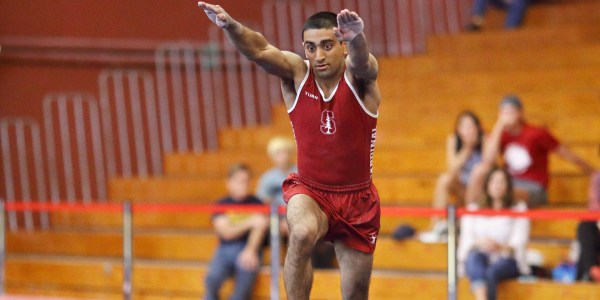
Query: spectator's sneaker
418 220 448 243
590 265 600 282
465 23 482 32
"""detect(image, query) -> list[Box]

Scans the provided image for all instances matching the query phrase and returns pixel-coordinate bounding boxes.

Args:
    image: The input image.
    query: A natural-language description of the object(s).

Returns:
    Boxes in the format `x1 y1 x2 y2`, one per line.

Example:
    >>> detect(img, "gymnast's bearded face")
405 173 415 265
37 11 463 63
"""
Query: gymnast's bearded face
303 28 348 79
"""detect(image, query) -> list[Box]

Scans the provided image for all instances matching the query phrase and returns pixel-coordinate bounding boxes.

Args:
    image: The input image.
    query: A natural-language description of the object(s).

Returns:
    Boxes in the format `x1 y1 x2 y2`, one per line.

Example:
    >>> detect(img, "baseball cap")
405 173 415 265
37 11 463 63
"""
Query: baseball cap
500 94 523 110
392 224 416 241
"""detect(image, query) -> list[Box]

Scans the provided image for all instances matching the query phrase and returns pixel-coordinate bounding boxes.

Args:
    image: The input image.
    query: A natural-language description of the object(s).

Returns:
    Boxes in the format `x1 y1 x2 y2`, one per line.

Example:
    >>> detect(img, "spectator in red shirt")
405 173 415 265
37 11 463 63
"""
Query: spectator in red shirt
465 95 596 207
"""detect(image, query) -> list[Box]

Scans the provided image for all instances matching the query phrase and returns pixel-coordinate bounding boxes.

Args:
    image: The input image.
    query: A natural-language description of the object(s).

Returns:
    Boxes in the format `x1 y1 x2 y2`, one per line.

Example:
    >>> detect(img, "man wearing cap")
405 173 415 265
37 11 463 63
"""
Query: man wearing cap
465 95 596 207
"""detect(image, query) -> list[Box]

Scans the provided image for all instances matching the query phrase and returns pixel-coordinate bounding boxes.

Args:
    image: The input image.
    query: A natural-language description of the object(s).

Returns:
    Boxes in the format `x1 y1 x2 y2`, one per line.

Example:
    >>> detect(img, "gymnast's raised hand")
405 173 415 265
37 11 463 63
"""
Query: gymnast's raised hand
333 9 364 42
198 2 233 29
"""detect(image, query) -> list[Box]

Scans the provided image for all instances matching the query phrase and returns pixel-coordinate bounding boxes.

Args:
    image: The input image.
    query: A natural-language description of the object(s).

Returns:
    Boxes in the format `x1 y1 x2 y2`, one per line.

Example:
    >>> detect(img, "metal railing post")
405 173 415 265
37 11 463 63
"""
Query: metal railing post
123 201 133 300
269 202 281 300
447 204 457 300
0 200 5 295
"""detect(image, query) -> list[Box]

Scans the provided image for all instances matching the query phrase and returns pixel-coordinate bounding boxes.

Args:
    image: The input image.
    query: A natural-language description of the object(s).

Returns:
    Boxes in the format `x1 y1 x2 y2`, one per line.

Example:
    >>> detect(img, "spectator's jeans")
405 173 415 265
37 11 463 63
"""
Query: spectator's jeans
513 178 547 207
576 221 600 280
204 241 261 300
471 0 530 28
465 250 520 300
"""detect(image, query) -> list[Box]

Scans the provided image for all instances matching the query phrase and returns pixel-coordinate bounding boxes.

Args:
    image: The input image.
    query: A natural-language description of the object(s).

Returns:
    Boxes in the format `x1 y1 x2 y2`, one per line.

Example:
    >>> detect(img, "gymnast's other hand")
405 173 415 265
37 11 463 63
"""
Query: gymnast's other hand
198 2 232 29
334 9 364 42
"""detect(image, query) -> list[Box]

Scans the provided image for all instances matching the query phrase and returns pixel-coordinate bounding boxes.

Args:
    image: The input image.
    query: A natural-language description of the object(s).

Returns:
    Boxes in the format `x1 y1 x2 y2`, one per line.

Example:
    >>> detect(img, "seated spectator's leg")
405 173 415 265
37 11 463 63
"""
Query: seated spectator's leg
432 172 458 225
471 0 489 21
205 244 236 300
485 257 520 300
279 215 290 238
454 182 466 207
464 163 491 204
231 252 261 300
513 178 547 207
505 0 530 28
335 240 373 300
513 186 530 204
465 251 489 300
465 250 489 300
576 221 600 280
284 194 329 299
467 0 487 30
312 239 336 269
434 172 454 208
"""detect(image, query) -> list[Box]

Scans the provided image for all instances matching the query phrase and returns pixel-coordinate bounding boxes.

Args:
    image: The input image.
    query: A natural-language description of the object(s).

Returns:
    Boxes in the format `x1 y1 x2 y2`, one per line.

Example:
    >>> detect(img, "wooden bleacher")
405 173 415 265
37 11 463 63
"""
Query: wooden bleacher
6 0 600 299
164 143 600 176
47 209 580 240
4 231 572 271
6 256 600 299
106 173 591 205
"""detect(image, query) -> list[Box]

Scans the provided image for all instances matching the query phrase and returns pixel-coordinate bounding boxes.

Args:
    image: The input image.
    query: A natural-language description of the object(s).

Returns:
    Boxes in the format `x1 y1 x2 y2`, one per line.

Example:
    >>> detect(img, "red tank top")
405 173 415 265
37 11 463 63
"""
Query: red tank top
288 62 378 186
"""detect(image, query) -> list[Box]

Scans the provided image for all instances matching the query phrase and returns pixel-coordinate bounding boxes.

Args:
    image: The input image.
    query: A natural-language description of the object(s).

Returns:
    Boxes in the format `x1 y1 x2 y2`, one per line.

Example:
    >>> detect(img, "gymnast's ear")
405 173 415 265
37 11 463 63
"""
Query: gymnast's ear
342 41 348 57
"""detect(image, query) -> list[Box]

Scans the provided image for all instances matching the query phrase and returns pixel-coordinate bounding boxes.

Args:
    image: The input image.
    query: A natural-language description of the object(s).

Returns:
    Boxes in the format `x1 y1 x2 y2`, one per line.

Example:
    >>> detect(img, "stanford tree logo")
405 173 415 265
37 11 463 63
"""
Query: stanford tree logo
320 110 336 135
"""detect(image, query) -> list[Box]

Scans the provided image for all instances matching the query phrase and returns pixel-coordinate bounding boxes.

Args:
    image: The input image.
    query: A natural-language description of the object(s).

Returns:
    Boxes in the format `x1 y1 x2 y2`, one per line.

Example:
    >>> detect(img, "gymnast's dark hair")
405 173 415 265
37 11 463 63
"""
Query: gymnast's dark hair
302 11 338 41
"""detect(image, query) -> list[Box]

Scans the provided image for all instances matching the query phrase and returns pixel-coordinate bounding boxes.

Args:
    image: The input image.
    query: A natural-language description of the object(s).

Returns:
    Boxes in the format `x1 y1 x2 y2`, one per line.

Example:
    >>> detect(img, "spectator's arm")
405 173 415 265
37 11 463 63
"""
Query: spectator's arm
554 145 596 175
447 135 474 175
243 214 269 253
481 120 505 167
256 174 280 206
237 214 269 271
213 214 262 241
256 175 271 204
507 217 530 254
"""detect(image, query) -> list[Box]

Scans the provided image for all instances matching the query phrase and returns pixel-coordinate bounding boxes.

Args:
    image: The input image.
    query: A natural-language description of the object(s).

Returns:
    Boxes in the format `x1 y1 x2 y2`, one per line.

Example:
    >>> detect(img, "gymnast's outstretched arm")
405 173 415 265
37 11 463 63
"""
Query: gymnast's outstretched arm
198 2 306 80
334 9 379 81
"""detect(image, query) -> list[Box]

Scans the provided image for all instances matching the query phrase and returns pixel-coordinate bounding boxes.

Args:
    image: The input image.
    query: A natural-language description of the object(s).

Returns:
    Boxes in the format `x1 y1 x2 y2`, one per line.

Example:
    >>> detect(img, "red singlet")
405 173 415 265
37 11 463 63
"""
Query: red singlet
288 62 378 186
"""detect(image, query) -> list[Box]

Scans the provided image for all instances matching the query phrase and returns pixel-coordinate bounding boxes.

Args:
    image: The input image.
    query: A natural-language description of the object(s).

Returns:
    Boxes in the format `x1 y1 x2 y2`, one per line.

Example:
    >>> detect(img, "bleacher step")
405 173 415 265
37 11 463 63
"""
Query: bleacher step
7 231 573 271
427 24 600 55
48 210 580 240
6 255 599 300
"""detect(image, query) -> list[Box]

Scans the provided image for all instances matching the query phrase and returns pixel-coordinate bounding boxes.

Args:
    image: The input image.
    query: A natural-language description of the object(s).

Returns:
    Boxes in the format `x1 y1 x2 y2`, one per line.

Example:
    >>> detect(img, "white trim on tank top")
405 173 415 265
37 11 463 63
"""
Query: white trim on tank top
315 75 341 103
287 60 311 113
344 71 379 118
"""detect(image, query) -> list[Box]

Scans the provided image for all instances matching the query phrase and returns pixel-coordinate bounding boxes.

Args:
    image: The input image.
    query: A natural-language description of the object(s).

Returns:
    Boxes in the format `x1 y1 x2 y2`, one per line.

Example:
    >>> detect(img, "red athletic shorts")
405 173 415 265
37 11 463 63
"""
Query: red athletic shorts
282 173 380 254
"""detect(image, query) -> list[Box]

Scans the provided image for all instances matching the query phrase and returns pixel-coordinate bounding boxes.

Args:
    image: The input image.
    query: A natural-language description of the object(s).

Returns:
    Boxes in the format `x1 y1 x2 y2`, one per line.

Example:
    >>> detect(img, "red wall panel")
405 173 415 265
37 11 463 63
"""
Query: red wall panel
0 0 265 40
0 1 268 204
